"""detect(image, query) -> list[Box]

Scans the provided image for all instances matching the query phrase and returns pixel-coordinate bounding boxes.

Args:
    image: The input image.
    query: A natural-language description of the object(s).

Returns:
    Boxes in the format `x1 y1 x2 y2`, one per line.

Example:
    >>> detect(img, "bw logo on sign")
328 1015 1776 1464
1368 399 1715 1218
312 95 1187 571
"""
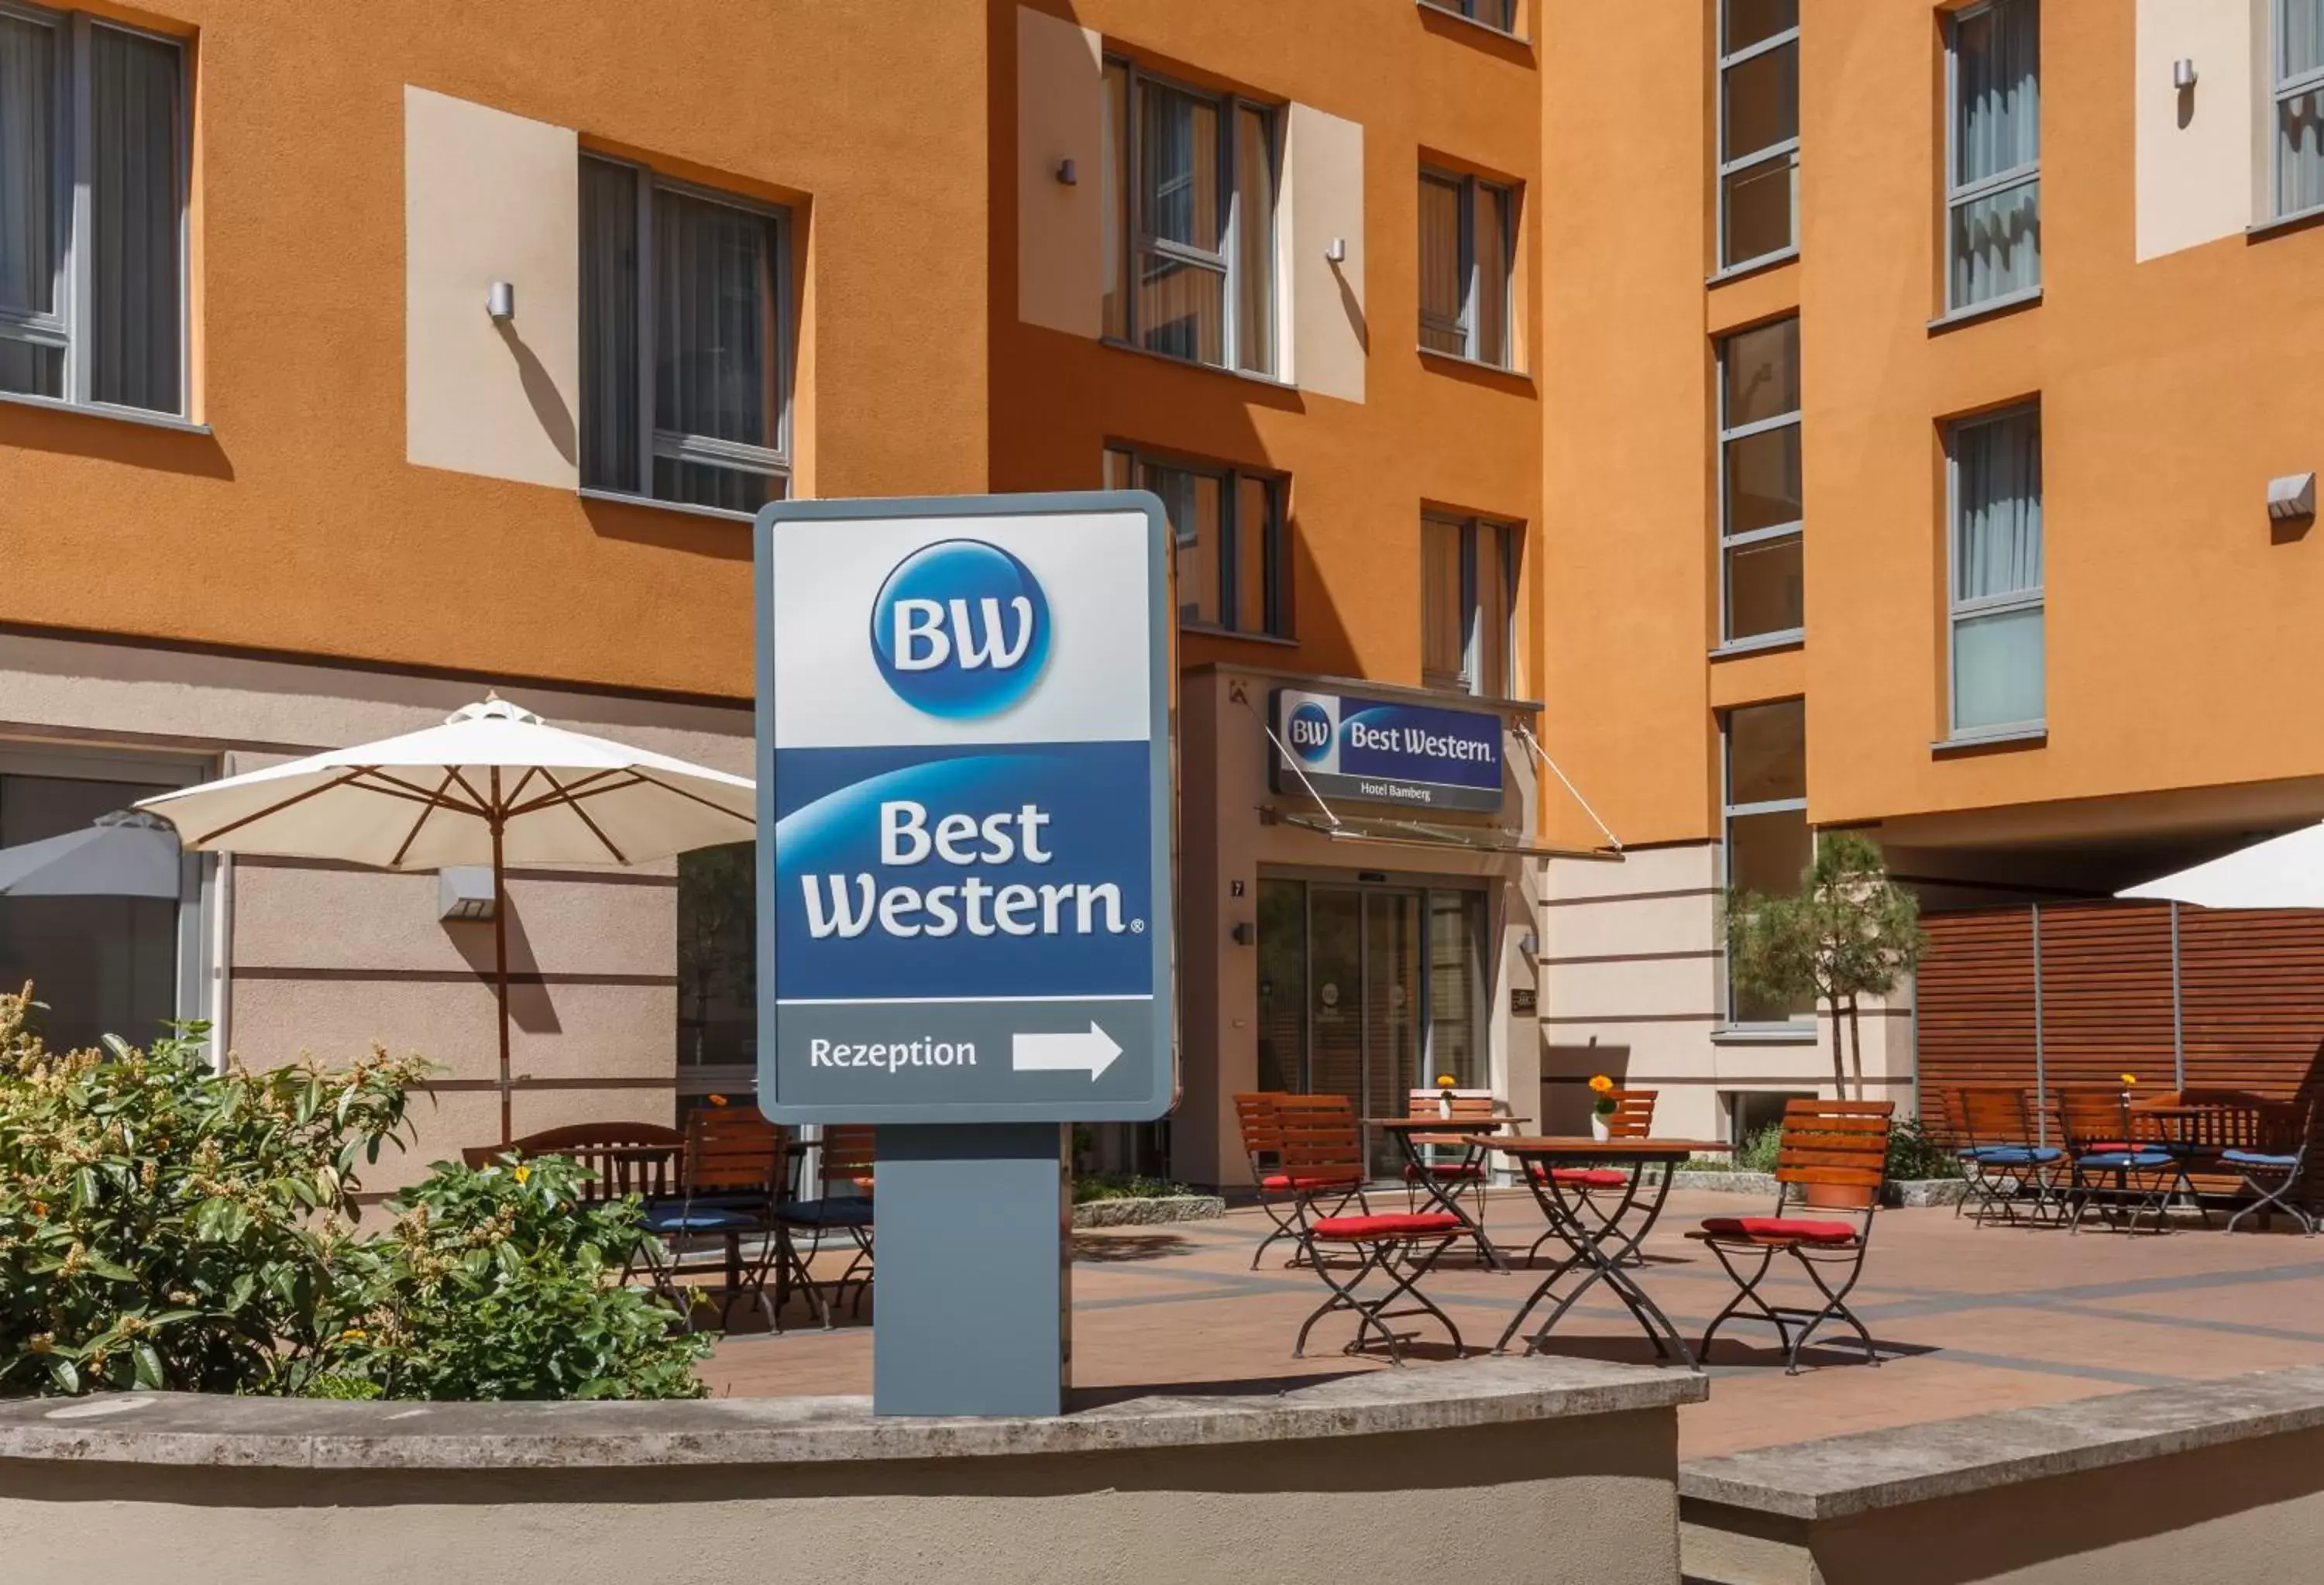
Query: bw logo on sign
870 539 1052 718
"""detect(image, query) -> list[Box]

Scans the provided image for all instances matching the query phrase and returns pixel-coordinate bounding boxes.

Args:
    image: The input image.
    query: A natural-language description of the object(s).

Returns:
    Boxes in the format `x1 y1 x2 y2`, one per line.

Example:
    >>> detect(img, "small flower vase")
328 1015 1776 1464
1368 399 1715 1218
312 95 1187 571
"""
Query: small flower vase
1437 1095 1453 1119
1590 1111 1611 1142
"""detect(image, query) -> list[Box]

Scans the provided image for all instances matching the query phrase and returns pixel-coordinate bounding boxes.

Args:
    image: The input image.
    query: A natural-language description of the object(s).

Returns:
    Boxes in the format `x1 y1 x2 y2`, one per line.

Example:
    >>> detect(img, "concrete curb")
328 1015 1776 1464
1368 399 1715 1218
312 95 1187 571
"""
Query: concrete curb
1071 1195 1226 1228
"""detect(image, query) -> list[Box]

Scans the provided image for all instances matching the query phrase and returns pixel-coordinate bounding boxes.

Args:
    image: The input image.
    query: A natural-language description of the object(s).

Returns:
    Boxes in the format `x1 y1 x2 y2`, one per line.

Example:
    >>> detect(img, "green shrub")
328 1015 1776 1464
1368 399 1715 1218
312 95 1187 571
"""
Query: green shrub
1886 1117 1961 1181
1738 1123 1785 1174
317 1155 709 1401
0 1014 425 1396
1073 1171 1195 1205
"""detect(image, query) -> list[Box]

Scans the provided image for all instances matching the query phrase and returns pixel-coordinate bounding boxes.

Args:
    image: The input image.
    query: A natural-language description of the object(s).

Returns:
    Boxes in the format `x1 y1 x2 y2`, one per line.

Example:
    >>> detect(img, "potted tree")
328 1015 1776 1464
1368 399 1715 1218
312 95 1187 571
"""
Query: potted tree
1724 830 1927 1102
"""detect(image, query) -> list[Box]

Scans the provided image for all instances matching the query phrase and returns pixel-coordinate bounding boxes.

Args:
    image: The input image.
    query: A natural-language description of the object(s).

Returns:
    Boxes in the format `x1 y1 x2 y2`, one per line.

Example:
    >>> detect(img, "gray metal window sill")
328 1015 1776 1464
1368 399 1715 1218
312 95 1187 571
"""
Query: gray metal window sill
1181 623 1298 648
2247 202 2324 240
0 387 208 435
578 487 758 524
1099 336 1297 393
1707 246 1800 287
1415 2 1531 45
1710 630 1804 660
1927 285 2043 332
1418 346 1532 383
1712 1024 1820 1045
1932 724 2047 755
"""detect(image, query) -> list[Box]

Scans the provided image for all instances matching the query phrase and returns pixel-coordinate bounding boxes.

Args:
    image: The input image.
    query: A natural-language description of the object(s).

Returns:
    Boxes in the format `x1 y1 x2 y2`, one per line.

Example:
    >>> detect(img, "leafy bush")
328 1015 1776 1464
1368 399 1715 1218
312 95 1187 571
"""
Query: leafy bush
1073 1171 1195 1205
0 1012 425 1396
1886 1117 1961 1181
1738 1123 1785 1175
316 1154 706 1401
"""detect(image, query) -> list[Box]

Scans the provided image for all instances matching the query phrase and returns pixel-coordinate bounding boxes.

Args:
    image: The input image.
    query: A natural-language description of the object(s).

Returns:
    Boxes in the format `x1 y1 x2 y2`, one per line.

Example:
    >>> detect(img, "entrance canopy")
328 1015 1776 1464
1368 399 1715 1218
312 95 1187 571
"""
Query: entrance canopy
1273 810 1619 862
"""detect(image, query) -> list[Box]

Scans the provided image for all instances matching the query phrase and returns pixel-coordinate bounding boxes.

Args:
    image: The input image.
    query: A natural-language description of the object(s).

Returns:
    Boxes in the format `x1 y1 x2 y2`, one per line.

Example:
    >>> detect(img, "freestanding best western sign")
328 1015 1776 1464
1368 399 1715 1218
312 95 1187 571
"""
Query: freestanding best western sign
1270 687 1504 813
756 493 1175 1125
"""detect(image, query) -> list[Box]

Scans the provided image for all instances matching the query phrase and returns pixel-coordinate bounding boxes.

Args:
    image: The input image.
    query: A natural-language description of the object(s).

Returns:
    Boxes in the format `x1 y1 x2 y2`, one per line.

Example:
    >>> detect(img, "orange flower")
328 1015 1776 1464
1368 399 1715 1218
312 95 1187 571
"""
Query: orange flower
1435 1073 1457 1089
706 1094 730 1107
1588 1074 1615 1095
2119 1074 2139 1087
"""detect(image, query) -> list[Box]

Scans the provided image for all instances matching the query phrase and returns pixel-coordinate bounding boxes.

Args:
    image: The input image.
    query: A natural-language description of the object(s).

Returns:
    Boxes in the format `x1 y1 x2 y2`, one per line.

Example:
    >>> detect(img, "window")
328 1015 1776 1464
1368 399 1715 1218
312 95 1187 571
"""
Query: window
1420 512 1520 696
0 750 207 1054
1718 316 1803 645
1418 169 1515 367
579 155 789 514
1420 0 1518 36
1721 700 1812 1026
1945 0 2040 313
1947 405 2044 737
1103 445 1287 635
678 841 755 1100
1716 0 1798 272
1102 60 1277 376
0 7 185 417
2276 0 2324 217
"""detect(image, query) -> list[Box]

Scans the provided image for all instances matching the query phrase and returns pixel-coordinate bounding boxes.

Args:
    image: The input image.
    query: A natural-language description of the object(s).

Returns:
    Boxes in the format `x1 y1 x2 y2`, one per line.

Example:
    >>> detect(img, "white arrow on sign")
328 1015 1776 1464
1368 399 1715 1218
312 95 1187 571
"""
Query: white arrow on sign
1011 1023 1123 1081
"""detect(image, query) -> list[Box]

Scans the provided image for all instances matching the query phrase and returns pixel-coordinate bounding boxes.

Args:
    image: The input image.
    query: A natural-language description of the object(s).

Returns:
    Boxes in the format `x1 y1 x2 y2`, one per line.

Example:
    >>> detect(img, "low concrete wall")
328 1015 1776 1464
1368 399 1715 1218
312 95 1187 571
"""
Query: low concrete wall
1680 1364 2324 1585
0 1359 1703 1585
1070 1194 1226 1228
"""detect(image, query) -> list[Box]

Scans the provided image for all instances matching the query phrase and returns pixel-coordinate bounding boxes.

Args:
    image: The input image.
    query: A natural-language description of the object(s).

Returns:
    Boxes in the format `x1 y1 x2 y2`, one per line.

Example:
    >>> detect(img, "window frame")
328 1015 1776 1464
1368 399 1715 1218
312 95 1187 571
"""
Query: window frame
0 2 190 420
1944 402 2046 741
1942 0 2042 316
1417 166 1518 369
1714 0 1800 275
1715 315 1804 650
1418 0 1519 39
1718 700 1813 1033
1419 511 1520 697
1103 442 1291 638
1104 58 1279 378
2274 0 2324 221
577 152 793 515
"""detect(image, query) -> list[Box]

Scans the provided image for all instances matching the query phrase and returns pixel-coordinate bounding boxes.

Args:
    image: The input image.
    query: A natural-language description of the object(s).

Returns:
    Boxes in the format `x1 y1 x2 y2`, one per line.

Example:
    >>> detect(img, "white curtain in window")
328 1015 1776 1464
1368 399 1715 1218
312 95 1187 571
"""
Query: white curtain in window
0 15 58 398
2281 0 2324 214
1951 0 2039 306
1954 414 2042 601
578 158 640 493
1136 88 1222 364
654 187 780 511
88 26 180 414
2286 0 2324 77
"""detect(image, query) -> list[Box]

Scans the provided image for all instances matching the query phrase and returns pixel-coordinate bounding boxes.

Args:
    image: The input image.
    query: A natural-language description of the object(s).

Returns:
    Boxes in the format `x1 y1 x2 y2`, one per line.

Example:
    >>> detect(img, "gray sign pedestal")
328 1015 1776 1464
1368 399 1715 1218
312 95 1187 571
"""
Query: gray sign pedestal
872 1123 1069 1418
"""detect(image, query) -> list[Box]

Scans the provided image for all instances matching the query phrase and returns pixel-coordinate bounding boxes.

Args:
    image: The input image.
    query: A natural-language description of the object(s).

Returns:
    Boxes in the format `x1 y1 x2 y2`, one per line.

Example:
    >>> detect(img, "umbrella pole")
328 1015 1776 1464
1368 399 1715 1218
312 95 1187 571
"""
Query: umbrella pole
491 789 512 1145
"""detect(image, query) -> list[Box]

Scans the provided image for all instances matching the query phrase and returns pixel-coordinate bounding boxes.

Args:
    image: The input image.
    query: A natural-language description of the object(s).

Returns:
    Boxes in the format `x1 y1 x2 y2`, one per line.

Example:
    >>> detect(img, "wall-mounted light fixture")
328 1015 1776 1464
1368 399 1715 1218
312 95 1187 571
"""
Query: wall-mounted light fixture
1055 157 1078 186
2172 57 2198 91
438 865 497 921
2268 471 2316 521
1325 236 1347 264
1230 921 1257 946
486 280 515 321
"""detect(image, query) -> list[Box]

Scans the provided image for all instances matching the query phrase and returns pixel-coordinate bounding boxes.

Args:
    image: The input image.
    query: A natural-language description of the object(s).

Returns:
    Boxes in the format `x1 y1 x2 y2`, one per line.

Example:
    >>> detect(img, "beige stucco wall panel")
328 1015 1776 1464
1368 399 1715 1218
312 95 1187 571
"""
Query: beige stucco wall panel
229 975 672 1084
1286 102 1366 404
1538 954 1717 1024
1542 844 1714 904
513 1085 677 1138
231 864 675 980
1016 6 1104 338
2134 0 2258 261
1541 896 1718 961
403 87 581 490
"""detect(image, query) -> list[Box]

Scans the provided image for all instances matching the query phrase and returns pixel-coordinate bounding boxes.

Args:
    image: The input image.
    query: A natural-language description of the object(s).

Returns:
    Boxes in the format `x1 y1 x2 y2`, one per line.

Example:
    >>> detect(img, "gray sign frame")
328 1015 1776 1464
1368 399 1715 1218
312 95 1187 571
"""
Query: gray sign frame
752 490 1177 1126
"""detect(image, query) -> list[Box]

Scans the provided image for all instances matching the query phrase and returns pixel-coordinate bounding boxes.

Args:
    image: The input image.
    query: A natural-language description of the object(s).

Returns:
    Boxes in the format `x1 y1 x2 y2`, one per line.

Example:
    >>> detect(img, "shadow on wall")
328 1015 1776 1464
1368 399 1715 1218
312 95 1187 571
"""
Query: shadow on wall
1541 1042 1631 1133
0 401 233 480
445 899 563 1037
496 320 576 466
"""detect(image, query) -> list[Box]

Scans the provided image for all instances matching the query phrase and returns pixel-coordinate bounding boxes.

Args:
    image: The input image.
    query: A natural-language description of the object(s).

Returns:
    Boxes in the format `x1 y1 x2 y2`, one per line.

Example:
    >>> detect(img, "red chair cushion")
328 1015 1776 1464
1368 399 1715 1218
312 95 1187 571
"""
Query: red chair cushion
1309 1212 1464 1241
1260 1171 1362 1191
1404 1162 1483 1180
1700 1215 1858 1245
1551 1167 1628 1188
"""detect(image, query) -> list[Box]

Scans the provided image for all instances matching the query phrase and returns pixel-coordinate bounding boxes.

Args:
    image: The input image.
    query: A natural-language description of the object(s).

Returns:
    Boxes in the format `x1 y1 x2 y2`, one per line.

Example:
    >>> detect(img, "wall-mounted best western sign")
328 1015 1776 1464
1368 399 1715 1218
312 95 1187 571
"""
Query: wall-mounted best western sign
1270 688 1504 813
754 492 1174 1124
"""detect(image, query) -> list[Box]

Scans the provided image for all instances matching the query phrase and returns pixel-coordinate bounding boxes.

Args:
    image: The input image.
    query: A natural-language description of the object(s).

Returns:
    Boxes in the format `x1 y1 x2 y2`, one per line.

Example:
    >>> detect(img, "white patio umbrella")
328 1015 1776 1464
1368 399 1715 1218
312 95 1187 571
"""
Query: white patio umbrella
0 810 182 898
2117 823 2324 909
135 696 755 1139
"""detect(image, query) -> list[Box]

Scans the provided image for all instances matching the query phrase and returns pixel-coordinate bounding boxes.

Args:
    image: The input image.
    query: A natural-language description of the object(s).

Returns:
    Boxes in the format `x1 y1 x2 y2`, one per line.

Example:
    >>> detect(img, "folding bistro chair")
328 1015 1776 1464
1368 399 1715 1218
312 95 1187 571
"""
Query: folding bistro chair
1403 1088 1500 1219
1284 1095 1463 1365
1248 1094 1369 1267
2223 1097 2319 1236
2058 1088 2192 1235
1693 1099 1894 1374
777 1124 876 1319
1952 1086 2065 1226
632 1105 807 1332
1525 1088 1658 1267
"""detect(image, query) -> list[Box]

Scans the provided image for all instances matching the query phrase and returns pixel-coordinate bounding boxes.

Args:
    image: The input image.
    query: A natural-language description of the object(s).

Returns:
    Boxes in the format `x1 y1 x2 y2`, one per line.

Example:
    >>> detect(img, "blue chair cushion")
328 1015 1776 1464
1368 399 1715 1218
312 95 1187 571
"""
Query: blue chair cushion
776 1195 875 1229
2222 1150 2303 1169
1967 1146 2063 1165
641 1205 755 1233
2077 1150 2174 1171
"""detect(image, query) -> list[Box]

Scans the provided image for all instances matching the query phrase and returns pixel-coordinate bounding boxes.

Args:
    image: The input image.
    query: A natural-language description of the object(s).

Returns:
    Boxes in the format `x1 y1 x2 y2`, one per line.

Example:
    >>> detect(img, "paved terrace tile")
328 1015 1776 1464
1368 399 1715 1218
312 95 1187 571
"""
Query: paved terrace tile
701 1189 2324 1459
